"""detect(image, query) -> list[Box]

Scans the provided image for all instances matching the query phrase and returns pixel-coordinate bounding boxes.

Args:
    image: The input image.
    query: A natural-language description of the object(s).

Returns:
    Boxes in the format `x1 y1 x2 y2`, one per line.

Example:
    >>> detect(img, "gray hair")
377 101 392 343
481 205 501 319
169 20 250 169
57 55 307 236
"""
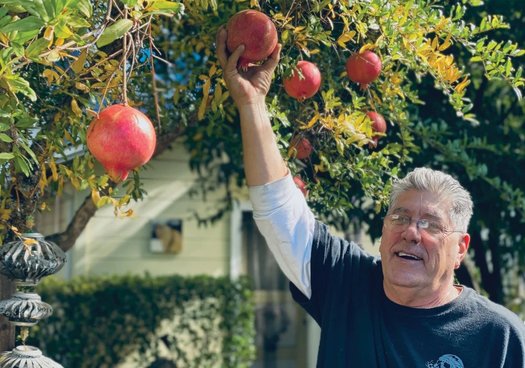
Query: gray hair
389 167 473 232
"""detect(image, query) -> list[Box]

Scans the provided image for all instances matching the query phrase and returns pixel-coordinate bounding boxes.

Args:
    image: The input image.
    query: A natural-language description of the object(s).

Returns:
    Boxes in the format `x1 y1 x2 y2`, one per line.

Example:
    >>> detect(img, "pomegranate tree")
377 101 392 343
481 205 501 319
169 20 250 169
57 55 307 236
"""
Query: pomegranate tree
289 136 313 160
86 104 157 183
283 61 322 101
226 9 278 69
366 111 387 147
345 50 382 88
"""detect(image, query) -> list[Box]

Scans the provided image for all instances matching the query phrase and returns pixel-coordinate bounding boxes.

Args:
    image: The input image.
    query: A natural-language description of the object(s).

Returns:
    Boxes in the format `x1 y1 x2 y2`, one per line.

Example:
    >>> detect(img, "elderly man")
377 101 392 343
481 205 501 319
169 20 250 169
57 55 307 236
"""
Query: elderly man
215 28 525 367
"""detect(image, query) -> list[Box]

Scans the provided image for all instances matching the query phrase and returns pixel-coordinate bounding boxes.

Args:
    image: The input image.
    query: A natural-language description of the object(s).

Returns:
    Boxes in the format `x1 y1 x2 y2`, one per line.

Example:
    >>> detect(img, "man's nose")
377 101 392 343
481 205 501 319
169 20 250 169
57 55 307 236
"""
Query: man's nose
402 220 422 243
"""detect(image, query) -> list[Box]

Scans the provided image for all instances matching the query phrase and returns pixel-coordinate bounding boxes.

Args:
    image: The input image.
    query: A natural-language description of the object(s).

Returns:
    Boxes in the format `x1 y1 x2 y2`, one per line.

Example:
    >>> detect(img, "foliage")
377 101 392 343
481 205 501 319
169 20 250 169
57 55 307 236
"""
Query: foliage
0 0 523 309
29 274 255 368
0 0 184 238
406 0 525 313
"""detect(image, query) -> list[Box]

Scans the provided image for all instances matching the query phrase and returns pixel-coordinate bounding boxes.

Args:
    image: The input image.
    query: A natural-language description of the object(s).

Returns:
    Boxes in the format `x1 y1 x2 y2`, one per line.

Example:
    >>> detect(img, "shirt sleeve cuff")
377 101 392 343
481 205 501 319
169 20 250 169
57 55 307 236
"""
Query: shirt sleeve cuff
248 172 296 213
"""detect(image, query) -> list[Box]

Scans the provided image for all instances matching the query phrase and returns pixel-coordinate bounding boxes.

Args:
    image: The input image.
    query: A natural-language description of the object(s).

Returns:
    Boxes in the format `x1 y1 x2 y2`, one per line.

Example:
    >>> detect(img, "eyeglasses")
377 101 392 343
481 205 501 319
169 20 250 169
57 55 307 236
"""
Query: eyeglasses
384 213 462 237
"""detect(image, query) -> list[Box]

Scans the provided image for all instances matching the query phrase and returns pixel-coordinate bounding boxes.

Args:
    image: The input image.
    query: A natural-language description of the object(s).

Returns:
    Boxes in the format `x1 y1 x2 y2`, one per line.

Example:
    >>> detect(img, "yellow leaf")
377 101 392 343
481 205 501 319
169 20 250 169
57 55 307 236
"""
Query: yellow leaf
71 49 88 74
55 38 65 47
71 99 82 117
0 33 8 45
119 209 134 218
23 238 38 246
75 82 89 92
209 63 217 77
359 43 375 53
49 159 58 181
42 69 60 84
431 36 439 50
304 113 320 129
198 78 211 120
44 26 54 44
293 26 306 34
454 77 471 93
337 31 356 47
438 34 452 51
11 226 20 236
91 189 101 204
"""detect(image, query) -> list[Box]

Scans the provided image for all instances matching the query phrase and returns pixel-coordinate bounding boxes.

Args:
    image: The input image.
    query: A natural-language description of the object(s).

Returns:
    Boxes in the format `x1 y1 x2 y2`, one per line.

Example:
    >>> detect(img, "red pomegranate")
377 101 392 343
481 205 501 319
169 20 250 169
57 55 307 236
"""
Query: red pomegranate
346 50 382 88
226 9 278 69
284 61 322 101
366 111 387 147
86 104 157 182
290 137 313 160
293 176 308 197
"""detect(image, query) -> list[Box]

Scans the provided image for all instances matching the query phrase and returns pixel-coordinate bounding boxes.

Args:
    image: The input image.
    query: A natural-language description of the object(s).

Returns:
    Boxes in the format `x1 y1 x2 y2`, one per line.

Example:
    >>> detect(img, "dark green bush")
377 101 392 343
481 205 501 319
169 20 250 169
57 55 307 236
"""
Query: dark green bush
29 274 255 368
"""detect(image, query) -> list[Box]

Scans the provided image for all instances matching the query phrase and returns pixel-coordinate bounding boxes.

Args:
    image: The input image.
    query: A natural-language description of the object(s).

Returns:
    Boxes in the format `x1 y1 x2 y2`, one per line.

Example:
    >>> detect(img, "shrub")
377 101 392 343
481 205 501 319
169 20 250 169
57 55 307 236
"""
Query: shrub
29 274 255 368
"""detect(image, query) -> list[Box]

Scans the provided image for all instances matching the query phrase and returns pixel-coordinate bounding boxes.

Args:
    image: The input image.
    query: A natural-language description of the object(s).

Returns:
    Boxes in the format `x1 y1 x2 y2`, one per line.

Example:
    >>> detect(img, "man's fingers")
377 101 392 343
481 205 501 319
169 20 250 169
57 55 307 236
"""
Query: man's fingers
215 27 228 68
261 43 281 73
226 44 245 72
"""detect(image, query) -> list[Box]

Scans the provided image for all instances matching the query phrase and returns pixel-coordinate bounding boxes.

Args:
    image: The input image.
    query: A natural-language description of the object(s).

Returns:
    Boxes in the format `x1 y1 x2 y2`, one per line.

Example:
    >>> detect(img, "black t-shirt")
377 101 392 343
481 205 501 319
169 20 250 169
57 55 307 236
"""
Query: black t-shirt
290 221 525 367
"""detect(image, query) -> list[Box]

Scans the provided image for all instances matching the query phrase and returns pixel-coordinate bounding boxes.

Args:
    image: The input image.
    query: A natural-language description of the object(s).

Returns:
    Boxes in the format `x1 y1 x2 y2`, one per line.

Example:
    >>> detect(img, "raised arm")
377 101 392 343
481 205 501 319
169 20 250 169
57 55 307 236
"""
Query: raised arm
215 27 287 186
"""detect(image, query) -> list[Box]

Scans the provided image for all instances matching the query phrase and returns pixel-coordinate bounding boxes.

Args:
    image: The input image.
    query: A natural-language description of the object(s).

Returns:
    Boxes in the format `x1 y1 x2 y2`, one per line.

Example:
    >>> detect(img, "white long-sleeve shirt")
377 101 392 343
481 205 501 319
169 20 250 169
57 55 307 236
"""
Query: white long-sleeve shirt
249 173 316 298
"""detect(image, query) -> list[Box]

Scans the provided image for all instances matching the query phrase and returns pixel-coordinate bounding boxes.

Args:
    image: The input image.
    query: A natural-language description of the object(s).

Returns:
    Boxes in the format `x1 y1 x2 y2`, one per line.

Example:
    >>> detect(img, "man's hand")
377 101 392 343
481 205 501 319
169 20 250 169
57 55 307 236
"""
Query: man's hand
215 27 281 108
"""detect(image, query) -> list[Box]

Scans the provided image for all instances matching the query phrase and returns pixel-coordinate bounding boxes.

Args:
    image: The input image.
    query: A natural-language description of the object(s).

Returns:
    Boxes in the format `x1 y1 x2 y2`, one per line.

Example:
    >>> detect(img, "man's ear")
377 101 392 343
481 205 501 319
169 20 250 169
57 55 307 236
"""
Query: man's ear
455 233 470 269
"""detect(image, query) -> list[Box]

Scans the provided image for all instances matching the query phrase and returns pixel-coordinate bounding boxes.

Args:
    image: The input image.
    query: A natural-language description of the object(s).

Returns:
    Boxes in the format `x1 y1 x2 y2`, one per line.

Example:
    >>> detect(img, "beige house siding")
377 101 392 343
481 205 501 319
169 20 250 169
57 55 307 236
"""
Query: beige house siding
37 142 236 279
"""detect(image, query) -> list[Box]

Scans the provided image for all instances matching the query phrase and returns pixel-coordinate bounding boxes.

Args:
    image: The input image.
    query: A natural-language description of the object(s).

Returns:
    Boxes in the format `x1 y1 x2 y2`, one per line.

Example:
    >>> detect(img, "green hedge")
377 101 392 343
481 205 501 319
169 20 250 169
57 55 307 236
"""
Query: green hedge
29 274 256 368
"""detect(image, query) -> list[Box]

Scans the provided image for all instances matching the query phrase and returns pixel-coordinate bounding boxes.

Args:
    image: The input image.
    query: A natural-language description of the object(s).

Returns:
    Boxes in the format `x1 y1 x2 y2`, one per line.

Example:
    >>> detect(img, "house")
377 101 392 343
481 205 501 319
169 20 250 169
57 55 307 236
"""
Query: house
36 141 378 368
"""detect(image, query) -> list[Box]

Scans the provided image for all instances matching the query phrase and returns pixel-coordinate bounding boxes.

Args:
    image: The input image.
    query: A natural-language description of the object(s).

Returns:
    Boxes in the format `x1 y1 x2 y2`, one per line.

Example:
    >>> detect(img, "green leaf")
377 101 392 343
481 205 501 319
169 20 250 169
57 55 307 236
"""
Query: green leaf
76 0 93 18
146 1 184 12
18 139 38 164
0 133 13 143
96 19 133 48
121 0 139 7
0 152 14 160
2 75 37 101
55 21 73 38
25 37 50 59
14 156 30 175
0 16 44 34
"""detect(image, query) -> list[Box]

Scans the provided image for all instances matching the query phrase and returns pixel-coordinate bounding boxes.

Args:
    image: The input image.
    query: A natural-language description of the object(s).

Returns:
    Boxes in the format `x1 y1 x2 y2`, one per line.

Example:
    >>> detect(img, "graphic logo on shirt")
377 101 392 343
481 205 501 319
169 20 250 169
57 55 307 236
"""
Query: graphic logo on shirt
426 354 464 368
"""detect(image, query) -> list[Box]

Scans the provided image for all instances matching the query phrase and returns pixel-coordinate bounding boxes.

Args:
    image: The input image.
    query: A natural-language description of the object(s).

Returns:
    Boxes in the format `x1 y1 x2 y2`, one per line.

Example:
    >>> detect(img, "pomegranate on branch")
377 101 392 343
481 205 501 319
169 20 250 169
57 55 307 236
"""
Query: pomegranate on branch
283 61 322 101
346 50 382 89
289 136 313 160
226 9 278 69
366 111 387 148
86 104 157 183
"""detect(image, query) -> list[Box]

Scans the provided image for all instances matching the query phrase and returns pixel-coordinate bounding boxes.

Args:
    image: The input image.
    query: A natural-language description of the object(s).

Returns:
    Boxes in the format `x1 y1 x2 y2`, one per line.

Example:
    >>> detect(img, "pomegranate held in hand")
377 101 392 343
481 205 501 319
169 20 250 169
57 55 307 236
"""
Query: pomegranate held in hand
289 137 313 160
366 111 387 147
284 61 322 101
226 9 278 69
86 104 156 183
346 50 382 88
293 176 308 197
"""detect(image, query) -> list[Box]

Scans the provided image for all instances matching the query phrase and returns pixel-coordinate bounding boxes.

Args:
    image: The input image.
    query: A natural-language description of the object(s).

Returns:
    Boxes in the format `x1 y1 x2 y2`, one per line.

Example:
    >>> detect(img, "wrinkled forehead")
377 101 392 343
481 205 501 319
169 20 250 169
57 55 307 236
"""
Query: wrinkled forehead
390 189 451 221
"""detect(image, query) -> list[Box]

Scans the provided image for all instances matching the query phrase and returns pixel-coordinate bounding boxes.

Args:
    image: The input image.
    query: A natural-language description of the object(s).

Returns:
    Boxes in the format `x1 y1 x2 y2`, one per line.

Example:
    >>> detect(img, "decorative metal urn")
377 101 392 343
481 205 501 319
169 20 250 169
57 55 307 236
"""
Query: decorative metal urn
0 345 63 368
0 233 66 367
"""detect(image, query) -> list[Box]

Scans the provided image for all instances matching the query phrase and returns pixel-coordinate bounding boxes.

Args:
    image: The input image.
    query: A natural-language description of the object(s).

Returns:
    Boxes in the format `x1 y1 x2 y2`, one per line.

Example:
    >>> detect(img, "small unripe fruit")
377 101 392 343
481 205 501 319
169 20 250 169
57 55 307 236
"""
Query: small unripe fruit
346 50 382 88
86 104 157 182
366 111 387 147
226 9 278 69
283 61 322 101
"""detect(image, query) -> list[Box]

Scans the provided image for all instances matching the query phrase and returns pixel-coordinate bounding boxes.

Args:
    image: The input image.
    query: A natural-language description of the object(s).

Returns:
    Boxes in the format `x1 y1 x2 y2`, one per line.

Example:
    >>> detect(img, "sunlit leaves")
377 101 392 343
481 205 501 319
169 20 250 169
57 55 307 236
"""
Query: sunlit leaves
96 19 133 48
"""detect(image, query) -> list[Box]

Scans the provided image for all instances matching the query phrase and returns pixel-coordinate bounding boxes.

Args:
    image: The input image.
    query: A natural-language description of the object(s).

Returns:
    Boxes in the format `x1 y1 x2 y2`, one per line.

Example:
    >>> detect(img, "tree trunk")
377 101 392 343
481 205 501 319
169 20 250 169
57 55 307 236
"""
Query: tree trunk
0 276 15 352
